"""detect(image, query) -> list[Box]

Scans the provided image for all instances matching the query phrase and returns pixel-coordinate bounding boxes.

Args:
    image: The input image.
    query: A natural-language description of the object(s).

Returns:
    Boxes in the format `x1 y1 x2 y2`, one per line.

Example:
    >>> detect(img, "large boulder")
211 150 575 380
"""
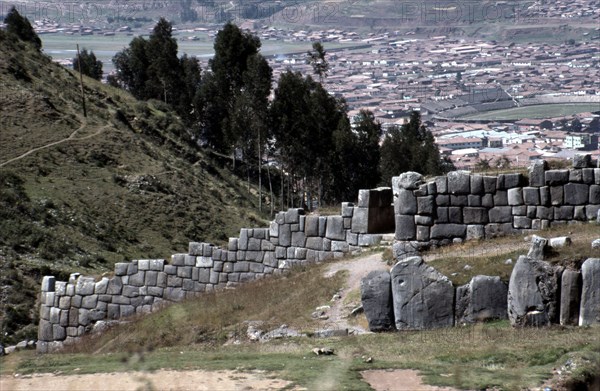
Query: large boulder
579 258 600 326
456 275 508 324
390 257 454 330
508 256 563 327
360 270 395 331
527 235 548 260
560 269 581 326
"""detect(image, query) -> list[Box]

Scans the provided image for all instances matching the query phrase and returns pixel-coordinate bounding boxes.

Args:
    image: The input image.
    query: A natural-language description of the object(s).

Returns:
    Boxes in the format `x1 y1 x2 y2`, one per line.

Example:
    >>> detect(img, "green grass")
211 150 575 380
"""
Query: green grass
461 103 600 121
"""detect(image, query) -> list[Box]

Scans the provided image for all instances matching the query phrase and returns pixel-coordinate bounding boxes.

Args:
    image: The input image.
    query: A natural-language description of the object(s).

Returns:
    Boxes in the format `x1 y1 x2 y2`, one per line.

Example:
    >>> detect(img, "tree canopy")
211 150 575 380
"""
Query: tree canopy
4 7 41 50
73 49 103 80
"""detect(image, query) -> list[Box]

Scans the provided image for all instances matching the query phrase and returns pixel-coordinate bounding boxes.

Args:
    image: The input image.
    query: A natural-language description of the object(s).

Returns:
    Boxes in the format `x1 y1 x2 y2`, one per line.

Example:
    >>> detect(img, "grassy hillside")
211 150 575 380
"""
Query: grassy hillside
0 31 270 344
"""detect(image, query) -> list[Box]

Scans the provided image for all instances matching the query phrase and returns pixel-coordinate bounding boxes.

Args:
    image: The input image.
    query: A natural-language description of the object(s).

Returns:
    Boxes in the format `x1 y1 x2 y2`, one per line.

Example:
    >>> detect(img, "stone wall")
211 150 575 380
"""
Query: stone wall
393 157 600 254
37 189 394 353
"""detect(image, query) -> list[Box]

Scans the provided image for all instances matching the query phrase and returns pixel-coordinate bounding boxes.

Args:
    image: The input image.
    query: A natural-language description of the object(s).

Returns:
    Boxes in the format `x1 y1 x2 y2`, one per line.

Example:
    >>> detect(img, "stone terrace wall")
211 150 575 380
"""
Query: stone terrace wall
393 156 600 255
37 188 394 353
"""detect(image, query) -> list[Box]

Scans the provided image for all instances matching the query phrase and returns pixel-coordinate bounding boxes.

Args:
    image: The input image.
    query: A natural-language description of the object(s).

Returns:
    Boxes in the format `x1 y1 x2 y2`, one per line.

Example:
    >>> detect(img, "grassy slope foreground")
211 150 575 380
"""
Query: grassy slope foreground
0 31 269 344
2 224 599 390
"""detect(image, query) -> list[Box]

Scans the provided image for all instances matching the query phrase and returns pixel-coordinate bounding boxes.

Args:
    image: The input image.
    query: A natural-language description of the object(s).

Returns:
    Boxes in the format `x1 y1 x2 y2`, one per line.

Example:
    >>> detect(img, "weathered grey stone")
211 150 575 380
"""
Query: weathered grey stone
306 237 323 251
325 216 345 241
463 207 488 224
127 262 138 275
549 236 572 248
529 160 547 187
318 217 327 237
447 171 470 194
188 242 203 256
527 235 548 260
41 276 55 292
579 258 600 326
430 224 466 240
573 154 592 168
589 185 600 204
395 189 417 215
489 206 512 223
582 168 595 184
448 207 462 224
390 257 454 330
417 196 435 215
560 269 581 326
247 238 261 251
436 194 449 207
493 190 508 206
360 270 394 331
513 216 531 229
507 188 523 206
114 263 129 276
522 187 540 205
555 206 574 220
507 255 563 327
341 202 354 217
456 275 508 324
545 170 569 186
81 295 98 309
470 174 483 194
415 215 433 226
239 229 249 250
499 173 522 189
129 271 145 286
75 277 95 296
94 278 108 295
513 205 527 216
450 195 467 207
540 186 551 206
466 225 485 241
285 208 303 224
395 215 415 240
52 324 66 341
416 226 430 242
434 176 447 194
305 216 319 237
279 224 291 247
195 256 213 268
467 195 481 207
564 183 589 205
183 255 195 266
351 207 368 234
570 169 583 183
393 172 423 191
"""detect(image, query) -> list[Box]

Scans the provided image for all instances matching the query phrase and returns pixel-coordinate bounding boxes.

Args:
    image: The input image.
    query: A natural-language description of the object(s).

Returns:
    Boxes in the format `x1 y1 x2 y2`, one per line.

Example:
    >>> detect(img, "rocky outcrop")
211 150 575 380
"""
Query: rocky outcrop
456 275 508 324
360 270 394 331
579 258 600 326
390 257 454 330
508 256 563 327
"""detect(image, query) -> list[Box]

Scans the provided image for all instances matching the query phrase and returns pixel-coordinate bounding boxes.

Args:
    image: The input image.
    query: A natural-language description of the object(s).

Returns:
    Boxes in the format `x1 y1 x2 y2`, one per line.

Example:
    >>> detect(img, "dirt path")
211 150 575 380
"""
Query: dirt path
0 369 296 391
323 252 389 333
362 369 458 391
0 118 110 168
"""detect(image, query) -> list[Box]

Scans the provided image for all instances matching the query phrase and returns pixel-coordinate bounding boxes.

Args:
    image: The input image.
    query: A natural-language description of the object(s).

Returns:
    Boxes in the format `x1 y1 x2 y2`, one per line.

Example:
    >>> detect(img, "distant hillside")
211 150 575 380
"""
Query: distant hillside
0 30 269 344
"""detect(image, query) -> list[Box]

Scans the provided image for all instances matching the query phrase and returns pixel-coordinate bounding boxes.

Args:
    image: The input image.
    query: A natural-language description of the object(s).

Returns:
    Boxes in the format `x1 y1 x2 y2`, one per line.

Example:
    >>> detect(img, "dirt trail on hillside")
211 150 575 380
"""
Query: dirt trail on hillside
0 117 110 168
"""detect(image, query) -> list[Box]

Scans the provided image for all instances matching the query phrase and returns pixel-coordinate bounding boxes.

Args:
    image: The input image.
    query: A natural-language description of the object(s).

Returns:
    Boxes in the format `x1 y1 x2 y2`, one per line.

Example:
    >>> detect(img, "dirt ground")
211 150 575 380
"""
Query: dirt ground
362 369 459 391
0 369 295 391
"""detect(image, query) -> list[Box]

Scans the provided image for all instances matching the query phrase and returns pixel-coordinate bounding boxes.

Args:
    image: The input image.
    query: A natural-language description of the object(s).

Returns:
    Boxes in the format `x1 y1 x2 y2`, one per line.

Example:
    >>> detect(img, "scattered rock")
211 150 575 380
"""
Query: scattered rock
15 340 28 350
350 305 363 316
312 347 334 356
592 239 600 250
331 293 342 301
314 329 348 338
527 235 548 260
363 356 373 363
463 264 472 270
560 269 581 326
4 346 16 355
504 259 513 265
549 236 572 248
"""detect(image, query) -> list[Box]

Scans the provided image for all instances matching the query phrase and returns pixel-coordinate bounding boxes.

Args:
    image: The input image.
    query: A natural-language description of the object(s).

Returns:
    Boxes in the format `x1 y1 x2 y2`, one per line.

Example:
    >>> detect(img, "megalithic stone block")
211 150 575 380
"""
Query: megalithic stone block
361 270 395 331
390 256 454 330
579 258 600 326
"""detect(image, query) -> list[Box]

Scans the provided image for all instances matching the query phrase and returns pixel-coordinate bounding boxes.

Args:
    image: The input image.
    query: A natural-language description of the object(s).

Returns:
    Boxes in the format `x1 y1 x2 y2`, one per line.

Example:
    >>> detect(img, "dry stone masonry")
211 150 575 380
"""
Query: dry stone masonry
37 156 600 351
37 193 392 353
392 156 600 257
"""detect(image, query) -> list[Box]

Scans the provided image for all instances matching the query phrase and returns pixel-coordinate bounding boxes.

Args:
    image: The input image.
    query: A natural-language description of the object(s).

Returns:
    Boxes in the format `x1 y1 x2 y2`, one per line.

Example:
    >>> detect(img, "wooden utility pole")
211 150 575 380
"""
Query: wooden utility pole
76 44 87 118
